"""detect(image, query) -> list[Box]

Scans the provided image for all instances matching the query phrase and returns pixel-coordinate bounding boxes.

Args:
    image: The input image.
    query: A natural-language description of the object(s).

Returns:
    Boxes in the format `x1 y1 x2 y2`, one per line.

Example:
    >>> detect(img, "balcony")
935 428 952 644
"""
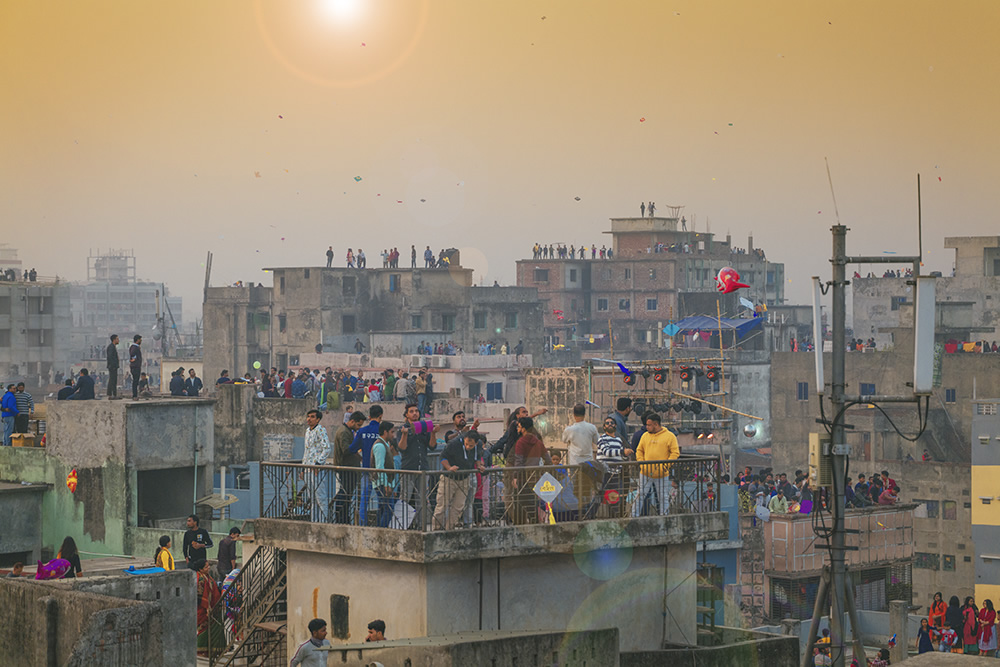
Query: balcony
255 457 728 559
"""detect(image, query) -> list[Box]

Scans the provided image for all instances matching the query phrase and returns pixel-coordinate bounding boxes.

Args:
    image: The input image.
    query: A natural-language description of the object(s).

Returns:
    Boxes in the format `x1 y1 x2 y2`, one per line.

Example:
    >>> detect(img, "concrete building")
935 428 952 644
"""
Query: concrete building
898 460 974 609
69 250 183 361
202 261 544 383
852 236 1000 349
254 508 728 655
517 216 785 357
971 398 1000 604
0 277 72 384
0 399 221 562
768 351 1000 473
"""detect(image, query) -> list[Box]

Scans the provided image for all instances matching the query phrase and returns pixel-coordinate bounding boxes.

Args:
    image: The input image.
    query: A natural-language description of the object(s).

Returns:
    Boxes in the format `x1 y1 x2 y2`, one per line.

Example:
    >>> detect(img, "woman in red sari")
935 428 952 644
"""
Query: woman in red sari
194 559 222 655
979 599 997 657
963 597 980 654
929 591 947 630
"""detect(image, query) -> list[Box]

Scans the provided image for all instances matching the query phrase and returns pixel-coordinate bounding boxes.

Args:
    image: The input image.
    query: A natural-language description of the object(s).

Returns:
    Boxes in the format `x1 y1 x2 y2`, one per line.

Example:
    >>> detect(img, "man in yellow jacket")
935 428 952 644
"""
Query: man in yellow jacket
632 413 680 516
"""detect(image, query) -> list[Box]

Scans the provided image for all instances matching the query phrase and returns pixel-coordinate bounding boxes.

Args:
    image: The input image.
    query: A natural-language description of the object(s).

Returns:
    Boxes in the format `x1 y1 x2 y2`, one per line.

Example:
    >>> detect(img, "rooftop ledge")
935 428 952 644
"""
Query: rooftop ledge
253 512 729 563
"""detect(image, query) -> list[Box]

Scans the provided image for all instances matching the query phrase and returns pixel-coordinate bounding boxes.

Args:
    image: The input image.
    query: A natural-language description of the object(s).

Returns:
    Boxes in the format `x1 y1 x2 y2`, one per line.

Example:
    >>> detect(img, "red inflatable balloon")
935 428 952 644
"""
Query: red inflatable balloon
716 267 750 294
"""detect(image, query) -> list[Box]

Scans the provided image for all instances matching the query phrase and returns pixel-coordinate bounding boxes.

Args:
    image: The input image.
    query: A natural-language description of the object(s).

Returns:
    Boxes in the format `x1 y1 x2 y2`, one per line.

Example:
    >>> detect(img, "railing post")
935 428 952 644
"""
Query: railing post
419 471 428 531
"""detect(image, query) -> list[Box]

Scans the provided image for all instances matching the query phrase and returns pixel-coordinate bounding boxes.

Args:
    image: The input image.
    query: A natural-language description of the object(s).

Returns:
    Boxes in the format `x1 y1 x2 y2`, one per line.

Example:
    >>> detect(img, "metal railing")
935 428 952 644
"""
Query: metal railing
207 545 287 667
261 456 721 530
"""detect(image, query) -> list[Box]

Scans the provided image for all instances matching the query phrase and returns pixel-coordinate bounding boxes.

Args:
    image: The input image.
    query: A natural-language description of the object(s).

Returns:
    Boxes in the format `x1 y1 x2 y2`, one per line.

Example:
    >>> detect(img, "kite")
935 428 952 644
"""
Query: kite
715 267 750 294
66 469 78 493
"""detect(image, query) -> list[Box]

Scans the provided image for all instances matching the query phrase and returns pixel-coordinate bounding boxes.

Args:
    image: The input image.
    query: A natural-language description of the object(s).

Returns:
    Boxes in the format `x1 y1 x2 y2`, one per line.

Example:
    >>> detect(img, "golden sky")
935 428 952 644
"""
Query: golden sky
2 0 997 320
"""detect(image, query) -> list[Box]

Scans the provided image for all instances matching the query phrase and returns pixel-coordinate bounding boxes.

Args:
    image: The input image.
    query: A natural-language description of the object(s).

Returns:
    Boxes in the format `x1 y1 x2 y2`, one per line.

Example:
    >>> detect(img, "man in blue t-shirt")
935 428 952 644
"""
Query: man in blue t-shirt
348 405 383 525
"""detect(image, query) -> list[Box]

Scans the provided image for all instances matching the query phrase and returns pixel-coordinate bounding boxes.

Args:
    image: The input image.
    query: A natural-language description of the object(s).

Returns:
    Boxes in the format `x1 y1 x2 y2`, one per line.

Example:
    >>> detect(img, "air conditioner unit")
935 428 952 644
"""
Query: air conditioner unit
808 433 833 487
432 356 449 368
409 355 425 367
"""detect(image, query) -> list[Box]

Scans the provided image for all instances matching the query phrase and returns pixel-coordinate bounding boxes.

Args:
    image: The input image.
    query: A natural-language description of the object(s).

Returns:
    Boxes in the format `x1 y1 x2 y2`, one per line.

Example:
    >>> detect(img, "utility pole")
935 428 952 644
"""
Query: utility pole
829 225 848 667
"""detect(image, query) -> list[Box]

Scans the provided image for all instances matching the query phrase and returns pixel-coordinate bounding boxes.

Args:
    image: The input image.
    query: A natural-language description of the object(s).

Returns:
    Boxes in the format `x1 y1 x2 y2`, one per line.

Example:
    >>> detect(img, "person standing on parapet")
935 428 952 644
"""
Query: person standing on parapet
326 246 334 268
649 201 656 217
640 202 645 217
129 335 142 399
106 334 120 399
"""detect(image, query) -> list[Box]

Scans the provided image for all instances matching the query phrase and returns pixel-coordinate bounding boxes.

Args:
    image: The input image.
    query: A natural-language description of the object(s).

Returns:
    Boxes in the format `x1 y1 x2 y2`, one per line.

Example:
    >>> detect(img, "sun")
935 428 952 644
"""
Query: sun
318 0 363 22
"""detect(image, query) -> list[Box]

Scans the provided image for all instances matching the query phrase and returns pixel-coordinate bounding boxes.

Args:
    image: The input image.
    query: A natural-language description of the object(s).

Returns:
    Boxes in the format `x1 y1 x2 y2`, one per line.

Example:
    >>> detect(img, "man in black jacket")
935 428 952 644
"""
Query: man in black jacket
129 335 142 399
68 369 95 400
106 334 120 399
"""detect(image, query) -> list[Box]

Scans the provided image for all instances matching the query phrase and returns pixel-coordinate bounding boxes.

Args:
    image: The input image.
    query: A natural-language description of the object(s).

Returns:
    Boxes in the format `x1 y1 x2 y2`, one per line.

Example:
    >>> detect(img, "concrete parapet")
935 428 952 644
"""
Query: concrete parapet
317 629 620 666
255 513 729 563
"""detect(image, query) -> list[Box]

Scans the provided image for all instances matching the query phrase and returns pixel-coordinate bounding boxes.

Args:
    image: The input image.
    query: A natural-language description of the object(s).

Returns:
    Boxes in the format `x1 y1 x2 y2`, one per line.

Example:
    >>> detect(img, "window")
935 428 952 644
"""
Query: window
279 276 285 295
945 388 956 403
646 298 657 311
505 312 518 328
891 296 907 311
618 299 630 311
916 499 939 519
411 314 422 329
767 271 775 285
277 314 287 333
389 274 401 292
468 382 481 399
965 556 972 562
486 382 503 401
474 312 487 329
342 315 356 333
441 313 456 331
569 269 577 282
979 403 999 415
0 330 9 346
914 552 940 570
342 276 356 296
649 269 656 280
943 555 956 572
624 268 632 279
943 500 957 520
534 269 549 283
304 269 310 279
597 298 608 311
860 383 876 395
797 382 809 401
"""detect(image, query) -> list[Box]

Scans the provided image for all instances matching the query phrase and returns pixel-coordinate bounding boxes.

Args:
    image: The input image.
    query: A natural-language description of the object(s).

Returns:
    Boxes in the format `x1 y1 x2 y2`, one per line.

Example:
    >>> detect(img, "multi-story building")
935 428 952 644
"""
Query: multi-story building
972 398 1000 604
853 236 1000 349
0 278 72 385
516 215 784 357
68 250 182 359
202 258 544 382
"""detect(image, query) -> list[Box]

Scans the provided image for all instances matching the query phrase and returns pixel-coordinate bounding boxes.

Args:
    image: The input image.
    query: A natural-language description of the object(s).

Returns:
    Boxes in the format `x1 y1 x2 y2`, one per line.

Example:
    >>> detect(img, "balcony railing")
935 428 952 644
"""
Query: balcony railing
260 456 721 530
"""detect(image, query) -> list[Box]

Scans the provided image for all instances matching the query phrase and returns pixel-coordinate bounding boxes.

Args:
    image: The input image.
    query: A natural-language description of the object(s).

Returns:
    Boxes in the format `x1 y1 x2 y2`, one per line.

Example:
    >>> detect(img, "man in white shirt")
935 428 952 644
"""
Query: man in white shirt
561 403 599 465
303 409 333 522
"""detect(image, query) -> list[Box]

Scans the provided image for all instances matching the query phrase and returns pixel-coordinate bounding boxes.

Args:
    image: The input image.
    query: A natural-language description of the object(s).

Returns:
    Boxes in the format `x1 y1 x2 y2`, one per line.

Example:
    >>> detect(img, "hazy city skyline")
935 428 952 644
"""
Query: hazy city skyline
3 1 997 321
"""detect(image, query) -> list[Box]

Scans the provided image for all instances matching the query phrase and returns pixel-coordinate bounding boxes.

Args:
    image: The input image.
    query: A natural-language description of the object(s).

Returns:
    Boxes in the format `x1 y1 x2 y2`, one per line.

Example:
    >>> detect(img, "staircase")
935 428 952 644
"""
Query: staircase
208 545 288 667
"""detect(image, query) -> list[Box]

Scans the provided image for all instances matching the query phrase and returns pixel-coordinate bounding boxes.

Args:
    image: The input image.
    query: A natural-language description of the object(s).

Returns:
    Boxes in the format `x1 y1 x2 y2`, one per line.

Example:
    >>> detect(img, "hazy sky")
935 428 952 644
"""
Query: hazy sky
2 1 997 321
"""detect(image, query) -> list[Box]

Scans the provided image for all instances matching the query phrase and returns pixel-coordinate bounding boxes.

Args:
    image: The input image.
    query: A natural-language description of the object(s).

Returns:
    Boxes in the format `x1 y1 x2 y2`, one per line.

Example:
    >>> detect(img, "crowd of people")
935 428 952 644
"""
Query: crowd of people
0 267 38 281
915 594 997 656
326 245 454 270
531 243 614 260
854 269 915 279
734 467 901 515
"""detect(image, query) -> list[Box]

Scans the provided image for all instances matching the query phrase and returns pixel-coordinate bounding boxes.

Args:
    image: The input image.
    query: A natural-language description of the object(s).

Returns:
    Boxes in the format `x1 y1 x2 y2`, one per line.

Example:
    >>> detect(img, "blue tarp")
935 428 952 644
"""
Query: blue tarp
673 315 762 337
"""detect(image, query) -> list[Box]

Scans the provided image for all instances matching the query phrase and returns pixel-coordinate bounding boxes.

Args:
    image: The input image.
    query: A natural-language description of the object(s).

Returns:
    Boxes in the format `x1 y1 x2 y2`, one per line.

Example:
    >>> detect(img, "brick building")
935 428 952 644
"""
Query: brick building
516 215 784 357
